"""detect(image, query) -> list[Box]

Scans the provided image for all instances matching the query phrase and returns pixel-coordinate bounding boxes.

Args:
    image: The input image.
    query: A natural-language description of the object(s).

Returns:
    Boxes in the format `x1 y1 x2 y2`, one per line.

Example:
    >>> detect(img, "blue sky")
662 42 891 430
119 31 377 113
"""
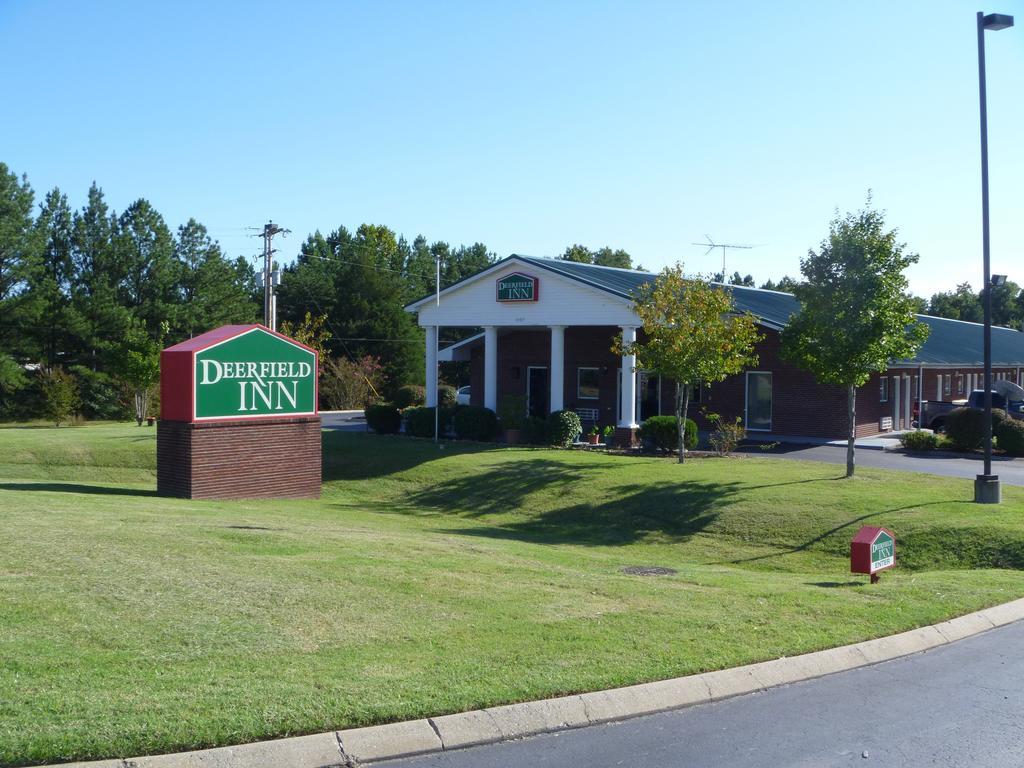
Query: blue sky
1 0 1020 296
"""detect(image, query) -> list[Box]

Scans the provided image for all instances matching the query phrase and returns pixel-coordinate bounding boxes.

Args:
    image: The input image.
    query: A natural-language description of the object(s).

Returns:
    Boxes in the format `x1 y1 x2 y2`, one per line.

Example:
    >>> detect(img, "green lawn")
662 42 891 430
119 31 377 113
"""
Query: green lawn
3 423 1024 766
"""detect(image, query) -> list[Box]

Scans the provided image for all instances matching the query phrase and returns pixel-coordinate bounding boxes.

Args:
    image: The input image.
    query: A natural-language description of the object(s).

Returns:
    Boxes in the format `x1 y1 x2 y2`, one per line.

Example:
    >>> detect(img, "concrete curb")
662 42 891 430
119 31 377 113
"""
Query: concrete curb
42 597 1024 768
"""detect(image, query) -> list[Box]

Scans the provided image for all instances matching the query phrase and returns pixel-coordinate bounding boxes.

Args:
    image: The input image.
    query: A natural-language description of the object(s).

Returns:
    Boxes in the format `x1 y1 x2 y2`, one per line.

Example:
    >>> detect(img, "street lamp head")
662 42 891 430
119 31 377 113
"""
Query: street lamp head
992 274 1008 286
983 13 1014 31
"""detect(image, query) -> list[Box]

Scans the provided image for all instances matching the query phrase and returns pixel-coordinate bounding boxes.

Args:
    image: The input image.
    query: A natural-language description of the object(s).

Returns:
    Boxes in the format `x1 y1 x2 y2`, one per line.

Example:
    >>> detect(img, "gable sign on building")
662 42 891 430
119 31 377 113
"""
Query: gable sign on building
161 325 318 422
496 272 539 302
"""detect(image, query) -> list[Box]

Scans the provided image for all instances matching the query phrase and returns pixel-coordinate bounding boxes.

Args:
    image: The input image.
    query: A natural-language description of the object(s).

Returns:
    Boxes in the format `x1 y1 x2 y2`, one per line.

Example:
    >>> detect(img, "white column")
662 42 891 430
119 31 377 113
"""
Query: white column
425 325 438 407
484 326 498 411
549 325 565 413
618 326 638 428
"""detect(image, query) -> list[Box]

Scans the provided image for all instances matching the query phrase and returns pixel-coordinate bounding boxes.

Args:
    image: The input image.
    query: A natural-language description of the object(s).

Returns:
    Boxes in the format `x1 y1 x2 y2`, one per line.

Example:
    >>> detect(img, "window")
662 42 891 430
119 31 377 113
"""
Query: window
692 382 705 404
957 375 965 395
880 377 888 403
943 375 952 397
577 367 600 400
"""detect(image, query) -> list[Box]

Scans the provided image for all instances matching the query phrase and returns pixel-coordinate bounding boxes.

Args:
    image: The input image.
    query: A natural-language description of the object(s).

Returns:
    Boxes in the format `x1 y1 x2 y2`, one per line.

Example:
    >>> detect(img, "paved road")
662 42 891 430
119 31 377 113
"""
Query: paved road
740 443 1024 486
381 621 1024 768
321 411 369 432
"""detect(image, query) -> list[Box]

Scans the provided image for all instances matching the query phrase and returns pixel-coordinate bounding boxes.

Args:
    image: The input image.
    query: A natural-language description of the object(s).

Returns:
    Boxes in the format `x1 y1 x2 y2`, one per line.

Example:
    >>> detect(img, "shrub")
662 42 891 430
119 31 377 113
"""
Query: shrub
900 430 939 451
39 367 80 427
452 405 499 441
321 355 385 410
404 406 440 438
944 407 986 451
997 419 1024 456
638 415 698 453
992 408 1008 431
546 410 583 448
438 385 458 408
497 394 527 430
522 416 548 444
706 412 744 456
364 403 401 434
394 384 426 409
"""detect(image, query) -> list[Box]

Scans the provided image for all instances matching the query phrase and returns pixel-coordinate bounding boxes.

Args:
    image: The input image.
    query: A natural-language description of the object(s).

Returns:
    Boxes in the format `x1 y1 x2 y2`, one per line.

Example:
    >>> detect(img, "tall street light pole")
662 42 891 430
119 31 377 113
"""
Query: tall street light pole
974 10 1014 505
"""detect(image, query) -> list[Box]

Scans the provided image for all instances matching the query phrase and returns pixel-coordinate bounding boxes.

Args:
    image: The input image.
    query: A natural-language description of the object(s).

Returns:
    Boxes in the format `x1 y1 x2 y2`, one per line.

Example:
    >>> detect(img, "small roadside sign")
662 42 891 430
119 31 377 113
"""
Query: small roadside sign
851 526 896 583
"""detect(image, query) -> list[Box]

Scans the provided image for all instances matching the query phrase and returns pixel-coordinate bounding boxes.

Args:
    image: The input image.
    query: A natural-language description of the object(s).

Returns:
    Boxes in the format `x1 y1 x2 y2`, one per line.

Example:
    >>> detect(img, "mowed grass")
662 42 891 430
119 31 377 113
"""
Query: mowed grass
3 424 1024 765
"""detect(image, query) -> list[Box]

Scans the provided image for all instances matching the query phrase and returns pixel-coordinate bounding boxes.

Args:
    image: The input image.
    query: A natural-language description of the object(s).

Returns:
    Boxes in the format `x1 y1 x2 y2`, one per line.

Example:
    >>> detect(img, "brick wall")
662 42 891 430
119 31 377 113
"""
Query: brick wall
157 416 321 499
466 326 1024 441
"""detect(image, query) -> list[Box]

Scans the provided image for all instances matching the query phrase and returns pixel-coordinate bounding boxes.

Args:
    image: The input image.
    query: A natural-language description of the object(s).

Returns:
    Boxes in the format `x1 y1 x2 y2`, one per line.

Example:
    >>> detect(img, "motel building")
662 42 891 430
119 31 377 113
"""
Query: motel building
405 256 1024 445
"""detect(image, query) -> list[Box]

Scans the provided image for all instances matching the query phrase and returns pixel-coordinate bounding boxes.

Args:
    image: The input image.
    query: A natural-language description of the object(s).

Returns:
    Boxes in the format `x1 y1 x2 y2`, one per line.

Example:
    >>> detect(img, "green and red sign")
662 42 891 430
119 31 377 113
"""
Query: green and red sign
496 272 539 302
161 325 318 422
851 526 896 579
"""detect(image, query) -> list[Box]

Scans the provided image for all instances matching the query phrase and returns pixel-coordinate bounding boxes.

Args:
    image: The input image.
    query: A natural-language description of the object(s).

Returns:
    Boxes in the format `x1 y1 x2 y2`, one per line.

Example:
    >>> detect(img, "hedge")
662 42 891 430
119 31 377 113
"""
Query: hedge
997 418 1024 456
452 406 499 441
394 385 426 409
365 403 401 434
547 410 583 448
638 415 698 453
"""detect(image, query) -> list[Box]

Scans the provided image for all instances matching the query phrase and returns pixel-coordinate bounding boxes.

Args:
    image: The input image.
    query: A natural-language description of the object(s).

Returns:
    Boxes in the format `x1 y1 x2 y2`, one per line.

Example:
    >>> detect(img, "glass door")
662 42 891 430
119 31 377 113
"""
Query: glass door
745 372 772 432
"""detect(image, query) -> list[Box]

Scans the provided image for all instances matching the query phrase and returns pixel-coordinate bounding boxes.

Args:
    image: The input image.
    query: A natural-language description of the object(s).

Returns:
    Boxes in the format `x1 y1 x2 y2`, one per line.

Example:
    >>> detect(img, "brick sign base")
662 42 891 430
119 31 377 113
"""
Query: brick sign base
157 416 321 499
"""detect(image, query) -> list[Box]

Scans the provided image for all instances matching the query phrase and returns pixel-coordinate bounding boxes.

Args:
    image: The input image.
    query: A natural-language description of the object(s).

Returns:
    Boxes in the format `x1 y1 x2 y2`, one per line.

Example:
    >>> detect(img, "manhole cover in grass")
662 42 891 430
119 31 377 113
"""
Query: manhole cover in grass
620 565 678 576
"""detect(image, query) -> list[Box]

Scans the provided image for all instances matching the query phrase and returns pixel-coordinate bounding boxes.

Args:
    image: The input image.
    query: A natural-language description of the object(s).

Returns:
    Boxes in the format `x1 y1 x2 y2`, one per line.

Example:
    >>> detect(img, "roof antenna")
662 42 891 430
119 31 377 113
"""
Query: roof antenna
691 235 755 281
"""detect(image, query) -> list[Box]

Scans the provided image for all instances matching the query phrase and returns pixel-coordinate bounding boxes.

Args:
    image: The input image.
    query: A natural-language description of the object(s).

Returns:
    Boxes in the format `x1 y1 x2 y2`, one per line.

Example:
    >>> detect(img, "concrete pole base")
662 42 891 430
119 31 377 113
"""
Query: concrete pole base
974 474 1002 504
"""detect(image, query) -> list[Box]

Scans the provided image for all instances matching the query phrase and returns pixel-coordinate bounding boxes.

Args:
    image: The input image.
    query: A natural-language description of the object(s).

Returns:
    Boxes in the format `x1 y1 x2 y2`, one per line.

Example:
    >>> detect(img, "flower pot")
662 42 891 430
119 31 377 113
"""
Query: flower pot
505 428 522 445
146 417 155 427
586 434 600 445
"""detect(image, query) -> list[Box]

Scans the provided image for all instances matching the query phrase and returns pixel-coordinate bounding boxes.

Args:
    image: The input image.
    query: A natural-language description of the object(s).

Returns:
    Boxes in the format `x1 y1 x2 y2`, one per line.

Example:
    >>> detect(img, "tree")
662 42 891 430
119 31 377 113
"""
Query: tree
593 247 632 269
39 366 79 427
928 282 982 323
174 218 258 336
113 199 178 337
108 321 165 425
760 276 800 293
617 264 761 463
0 163 42 362
561 244 592 263
279 311 331 367
28 188 85 366
781 201 929 477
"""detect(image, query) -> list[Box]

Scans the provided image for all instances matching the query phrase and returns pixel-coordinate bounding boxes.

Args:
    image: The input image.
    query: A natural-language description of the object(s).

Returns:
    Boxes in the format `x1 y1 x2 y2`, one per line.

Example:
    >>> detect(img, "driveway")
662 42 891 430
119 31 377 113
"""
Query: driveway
739 442 1024 487
320 410 369 432
380 619 1024 768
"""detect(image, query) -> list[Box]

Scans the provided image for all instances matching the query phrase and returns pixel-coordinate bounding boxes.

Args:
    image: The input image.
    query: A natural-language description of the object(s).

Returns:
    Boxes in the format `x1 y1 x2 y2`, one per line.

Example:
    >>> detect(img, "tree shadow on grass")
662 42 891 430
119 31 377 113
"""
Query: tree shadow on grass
392 458 744 546
719 501 965 566
0 482 158 497
321 431 507 481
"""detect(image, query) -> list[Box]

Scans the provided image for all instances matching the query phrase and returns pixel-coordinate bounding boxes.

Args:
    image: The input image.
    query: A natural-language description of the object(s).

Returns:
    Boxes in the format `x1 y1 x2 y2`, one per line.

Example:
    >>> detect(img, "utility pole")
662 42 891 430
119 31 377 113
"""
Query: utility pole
260 221 289 330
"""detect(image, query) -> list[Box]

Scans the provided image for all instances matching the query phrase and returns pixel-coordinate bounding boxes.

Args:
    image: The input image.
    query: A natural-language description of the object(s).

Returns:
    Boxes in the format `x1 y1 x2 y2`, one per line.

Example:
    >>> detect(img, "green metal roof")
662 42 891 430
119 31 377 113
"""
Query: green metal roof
420 255 1024 367
512 256 1024 367
898 315 1024 367
512 255 799 329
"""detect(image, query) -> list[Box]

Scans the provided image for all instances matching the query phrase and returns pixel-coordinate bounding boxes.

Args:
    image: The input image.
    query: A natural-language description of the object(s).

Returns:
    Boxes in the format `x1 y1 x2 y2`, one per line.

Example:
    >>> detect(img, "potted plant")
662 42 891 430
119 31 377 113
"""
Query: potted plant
586 425 601 445
498 394 527 444
602 424 615 446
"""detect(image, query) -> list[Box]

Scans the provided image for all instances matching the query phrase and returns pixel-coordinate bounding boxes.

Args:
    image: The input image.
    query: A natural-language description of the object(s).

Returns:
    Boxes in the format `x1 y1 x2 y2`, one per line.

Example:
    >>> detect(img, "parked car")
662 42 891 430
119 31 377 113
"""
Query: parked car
918 388 1024 432
456 385 471 406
